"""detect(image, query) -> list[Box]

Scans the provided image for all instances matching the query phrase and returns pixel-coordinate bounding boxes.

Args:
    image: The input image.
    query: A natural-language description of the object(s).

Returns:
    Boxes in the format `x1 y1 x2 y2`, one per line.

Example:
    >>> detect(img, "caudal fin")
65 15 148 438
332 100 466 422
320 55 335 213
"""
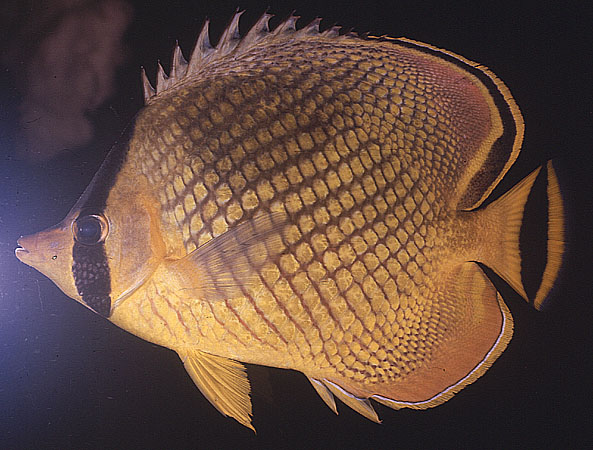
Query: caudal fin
484 161 565 310
533 161 565 309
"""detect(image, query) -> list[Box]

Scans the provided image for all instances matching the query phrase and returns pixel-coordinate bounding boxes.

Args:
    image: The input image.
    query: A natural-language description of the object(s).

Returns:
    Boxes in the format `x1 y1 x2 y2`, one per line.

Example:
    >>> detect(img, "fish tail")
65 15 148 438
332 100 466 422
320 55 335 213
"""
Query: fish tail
532 161 565 309
483 161 565 309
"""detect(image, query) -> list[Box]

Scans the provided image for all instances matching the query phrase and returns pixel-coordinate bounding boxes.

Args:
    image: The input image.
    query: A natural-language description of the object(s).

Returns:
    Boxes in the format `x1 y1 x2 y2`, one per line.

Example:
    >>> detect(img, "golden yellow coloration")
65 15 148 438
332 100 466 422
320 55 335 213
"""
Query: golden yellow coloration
16 12 565 430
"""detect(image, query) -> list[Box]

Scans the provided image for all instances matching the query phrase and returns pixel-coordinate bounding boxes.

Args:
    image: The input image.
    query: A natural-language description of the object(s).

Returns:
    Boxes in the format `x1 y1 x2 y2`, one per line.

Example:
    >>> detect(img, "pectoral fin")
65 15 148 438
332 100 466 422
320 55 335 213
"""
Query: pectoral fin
170 211 287 302
178 349 254 431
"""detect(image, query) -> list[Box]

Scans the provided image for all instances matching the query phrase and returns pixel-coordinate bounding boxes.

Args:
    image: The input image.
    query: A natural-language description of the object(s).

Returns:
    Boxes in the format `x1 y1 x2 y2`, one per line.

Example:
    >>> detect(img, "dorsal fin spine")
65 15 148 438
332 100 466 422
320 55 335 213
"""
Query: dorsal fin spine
273 14 299 35
156 61 169 93
217 10 244 52
142 12 346 105
141 66 156 102
322 24 342 37
300 17 322 35
241 12 273 47
171 42 188 80
187 19 213 74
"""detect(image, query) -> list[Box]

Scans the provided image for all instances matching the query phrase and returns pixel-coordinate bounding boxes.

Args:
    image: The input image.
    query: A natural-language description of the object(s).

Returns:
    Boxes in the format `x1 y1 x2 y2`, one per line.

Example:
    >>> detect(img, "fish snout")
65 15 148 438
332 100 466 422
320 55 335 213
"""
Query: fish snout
15 234 35 263
15 225 70 266
15 224 80 300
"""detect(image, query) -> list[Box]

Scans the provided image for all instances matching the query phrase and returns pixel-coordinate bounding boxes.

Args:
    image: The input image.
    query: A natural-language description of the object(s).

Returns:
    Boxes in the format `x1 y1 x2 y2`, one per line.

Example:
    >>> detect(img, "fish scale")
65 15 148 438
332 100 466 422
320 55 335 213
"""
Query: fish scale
16 12 565 430
125 37 468 385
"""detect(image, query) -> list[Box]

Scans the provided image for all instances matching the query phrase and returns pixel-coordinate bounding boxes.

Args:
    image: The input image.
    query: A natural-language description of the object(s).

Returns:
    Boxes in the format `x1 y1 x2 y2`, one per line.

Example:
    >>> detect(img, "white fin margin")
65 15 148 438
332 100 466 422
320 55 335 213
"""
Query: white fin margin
307 377 337 414
322 379 380 423
372 293 512 410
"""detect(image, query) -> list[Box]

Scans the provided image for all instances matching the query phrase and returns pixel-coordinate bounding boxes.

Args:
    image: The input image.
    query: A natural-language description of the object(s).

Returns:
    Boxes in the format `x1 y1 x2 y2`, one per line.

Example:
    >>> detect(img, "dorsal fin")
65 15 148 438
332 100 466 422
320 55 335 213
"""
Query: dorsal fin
272 13 299 35
141 11 348 104
140 67 155 102
321 24 342 38
300 17 322 35
216 9 243 53
156 61 170 93
170 41 188 80
240 12 273 47
187 18 214 74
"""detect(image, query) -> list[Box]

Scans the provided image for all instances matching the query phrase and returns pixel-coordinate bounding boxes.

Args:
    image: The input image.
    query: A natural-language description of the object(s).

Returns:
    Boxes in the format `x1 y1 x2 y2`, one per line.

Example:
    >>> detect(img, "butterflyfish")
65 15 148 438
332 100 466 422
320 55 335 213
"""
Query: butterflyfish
15 12 565 430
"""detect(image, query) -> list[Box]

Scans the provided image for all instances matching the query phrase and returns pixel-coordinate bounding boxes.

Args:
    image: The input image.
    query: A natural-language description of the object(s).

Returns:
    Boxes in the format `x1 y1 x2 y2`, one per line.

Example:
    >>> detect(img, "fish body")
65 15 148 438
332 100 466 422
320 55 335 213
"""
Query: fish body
16 12 565 429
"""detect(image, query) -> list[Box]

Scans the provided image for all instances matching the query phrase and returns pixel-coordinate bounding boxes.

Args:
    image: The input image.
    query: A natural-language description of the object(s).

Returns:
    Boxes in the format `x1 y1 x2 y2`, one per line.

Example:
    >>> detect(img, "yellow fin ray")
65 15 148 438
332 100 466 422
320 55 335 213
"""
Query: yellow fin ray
482 166 541 300
169 211 287 303
479 162 565 308
178 349 254 431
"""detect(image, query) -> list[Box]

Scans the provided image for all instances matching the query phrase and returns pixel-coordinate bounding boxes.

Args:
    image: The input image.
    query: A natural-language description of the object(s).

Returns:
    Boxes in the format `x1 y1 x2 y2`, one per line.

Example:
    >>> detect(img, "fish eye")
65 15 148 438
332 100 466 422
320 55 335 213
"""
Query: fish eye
72 214 108 245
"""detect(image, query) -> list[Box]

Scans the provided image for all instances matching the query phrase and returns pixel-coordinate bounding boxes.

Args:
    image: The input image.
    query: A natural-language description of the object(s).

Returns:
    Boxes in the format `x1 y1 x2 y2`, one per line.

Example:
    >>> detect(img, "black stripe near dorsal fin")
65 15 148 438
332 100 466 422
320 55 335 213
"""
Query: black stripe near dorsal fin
72 124 134 212
383 37 523 211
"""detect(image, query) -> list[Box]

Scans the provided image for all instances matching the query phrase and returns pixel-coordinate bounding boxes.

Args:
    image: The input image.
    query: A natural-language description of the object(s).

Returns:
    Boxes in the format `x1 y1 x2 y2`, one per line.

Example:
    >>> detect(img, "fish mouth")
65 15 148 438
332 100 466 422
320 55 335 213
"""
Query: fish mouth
15 237 32 262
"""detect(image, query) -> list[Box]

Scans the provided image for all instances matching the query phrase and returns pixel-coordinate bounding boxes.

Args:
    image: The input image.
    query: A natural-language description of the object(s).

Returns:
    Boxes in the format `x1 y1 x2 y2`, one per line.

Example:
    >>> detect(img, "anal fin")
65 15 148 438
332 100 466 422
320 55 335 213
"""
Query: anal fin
322 379 380 423
307 376 337 415
370 263 513 409
178 349 254 431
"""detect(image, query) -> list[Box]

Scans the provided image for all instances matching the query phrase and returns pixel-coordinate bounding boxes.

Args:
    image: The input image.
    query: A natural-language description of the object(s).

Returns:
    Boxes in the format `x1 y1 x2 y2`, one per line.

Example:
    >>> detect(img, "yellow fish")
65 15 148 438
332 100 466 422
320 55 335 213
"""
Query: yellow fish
15 12 564 430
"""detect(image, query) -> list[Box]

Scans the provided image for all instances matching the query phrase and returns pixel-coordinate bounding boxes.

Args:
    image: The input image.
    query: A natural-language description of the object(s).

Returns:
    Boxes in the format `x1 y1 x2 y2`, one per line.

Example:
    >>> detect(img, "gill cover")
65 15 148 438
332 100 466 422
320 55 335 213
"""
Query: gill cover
15 125 157 318
70 124 167 317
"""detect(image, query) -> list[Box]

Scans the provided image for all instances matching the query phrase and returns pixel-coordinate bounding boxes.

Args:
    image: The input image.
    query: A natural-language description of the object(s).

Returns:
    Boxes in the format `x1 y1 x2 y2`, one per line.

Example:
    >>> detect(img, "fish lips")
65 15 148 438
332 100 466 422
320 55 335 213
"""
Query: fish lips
15 241 28 258
16 234 39 265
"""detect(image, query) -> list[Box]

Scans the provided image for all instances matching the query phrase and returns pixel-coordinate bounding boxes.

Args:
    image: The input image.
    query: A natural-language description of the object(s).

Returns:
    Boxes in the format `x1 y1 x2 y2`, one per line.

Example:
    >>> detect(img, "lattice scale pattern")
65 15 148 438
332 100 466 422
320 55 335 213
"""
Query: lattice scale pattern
125 36 499 388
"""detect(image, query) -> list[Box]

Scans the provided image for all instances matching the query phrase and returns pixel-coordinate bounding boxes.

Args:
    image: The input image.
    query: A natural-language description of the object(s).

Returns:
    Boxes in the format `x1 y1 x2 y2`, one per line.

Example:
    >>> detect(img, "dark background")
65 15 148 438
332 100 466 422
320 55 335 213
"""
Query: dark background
1 1 591 448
